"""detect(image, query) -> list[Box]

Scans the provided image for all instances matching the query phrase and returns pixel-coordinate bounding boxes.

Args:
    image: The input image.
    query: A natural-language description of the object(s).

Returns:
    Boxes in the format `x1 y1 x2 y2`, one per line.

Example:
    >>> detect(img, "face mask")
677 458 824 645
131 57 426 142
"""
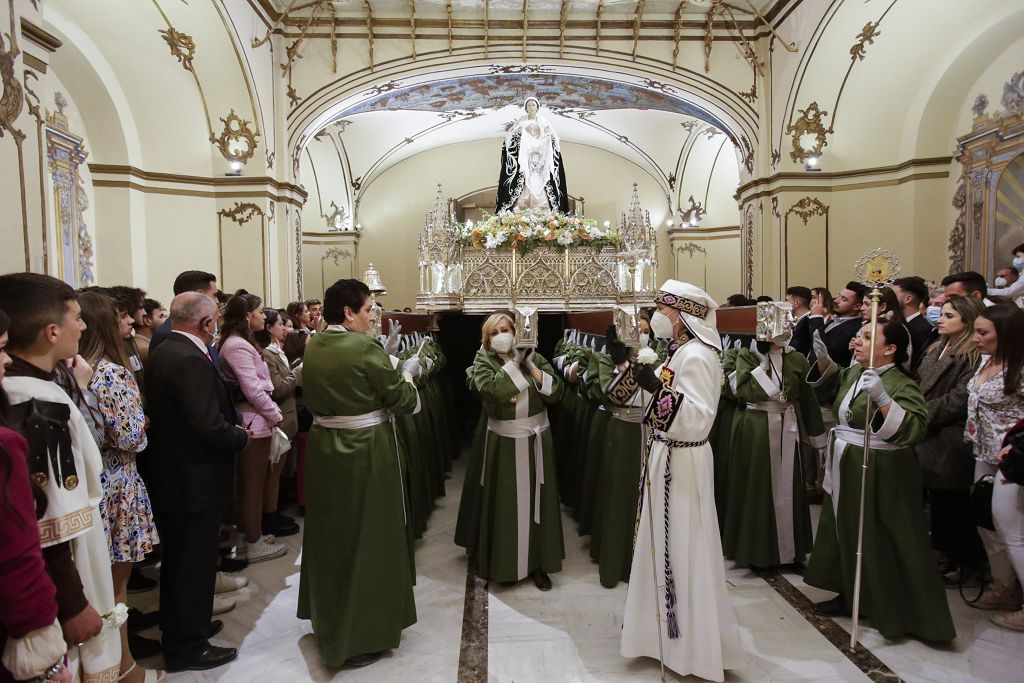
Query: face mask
650 311 675 340
1013 256 1024 270
638 332 650 348
924 305 942 325
491 332 515 354
995 276 1008 288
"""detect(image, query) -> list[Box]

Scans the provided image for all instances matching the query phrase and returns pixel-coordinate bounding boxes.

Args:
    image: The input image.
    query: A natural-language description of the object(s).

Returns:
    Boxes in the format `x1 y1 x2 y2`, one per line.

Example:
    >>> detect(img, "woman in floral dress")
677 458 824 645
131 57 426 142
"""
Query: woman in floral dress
78 291 162 682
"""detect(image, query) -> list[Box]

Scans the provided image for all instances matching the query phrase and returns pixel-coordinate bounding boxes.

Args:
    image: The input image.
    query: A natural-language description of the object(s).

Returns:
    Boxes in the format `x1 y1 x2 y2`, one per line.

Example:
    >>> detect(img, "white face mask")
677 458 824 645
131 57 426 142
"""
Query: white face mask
650 311 675 340
638 332 650 348
924 305 942 325
1013 256 1024 270
491 332 515 354
994 276 1008 289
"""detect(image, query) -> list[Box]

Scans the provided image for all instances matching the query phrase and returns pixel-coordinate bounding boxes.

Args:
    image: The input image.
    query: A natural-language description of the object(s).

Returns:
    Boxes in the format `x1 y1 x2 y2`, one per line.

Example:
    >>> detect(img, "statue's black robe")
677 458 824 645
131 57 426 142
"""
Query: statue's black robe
495 131 570 214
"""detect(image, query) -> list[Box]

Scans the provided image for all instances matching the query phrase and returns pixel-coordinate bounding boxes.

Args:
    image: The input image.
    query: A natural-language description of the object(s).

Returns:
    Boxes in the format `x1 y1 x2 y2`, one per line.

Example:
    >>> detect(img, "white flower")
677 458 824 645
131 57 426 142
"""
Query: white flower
637 347 659 365
556 230 574 246
102 603 130 630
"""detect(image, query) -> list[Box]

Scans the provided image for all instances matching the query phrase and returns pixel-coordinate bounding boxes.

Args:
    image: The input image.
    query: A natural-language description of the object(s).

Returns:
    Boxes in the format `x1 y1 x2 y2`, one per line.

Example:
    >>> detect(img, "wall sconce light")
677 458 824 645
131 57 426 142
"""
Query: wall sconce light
804 156 821 172
355 223 362 231
226 160 243 176
666 218 675 228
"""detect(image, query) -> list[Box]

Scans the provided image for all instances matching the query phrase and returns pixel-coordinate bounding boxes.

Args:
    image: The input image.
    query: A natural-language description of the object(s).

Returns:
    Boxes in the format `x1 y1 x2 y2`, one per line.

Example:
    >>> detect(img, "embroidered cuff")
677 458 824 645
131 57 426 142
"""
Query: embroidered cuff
750 366 782 398
502 360 531 393
644 385 683 432
535 371 554 396
872 399 905 441
606 365 641 405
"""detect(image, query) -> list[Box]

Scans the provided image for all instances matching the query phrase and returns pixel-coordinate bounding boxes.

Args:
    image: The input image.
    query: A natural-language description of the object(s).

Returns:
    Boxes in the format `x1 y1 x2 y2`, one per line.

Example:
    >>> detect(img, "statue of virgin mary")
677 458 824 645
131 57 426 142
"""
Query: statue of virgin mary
496 96 570 214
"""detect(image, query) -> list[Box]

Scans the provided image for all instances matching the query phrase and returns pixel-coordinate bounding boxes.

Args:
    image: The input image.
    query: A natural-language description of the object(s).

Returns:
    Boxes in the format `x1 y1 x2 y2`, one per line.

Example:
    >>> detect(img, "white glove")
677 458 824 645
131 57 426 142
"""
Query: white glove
811 330 831 366
722 334 732 349
384 319 402 355
424 356 434 371
733 339 742 351
522 348 537 370
510 348 524 366
553 354 566 370
401 356 422 379
859 369 891 408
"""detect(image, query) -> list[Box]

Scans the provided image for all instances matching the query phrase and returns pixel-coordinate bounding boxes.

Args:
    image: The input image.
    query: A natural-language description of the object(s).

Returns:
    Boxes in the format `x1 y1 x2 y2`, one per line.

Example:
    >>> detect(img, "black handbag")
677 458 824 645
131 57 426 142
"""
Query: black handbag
970 474 995 531
998 421 1024 486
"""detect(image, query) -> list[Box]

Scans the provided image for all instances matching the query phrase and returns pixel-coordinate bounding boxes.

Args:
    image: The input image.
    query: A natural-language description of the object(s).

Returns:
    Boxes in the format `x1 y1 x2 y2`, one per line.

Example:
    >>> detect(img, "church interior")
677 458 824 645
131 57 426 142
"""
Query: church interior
2 0 1024 681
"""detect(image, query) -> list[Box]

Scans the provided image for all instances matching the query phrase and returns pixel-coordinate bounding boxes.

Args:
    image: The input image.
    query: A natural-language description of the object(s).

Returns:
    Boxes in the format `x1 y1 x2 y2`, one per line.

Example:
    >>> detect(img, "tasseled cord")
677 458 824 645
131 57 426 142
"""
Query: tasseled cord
663 449 680 639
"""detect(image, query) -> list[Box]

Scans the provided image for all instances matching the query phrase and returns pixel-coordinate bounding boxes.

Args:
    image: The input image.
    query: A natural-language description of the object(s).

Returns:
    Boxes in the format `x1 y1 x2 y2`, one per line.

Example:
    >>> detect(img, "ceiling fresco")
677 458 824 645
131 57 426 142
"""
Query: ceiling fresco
339 73 732 133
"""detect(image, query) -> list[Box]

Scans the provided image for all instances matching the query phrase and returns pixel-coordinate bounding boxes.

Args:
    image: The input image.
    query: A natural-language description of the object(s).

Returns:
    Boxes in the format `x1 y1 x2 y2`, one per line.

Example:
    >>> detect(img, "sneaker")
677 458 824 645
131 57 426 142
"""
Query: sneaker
212 595 236 616
972 580 1022 611
239 538 286 564
215 572 249 594
992 608 1024 631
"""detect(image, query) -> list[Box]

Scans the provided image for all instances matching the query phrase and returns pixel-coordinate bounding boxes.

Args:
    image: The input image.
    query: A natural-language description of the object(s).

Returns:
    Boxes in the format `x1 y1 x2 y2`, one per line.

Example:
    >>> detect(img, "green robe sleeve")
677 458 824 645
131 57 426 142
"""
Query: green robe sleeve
870 371 929 447
733 348 780 403
473 349 531 404
364 339 420 416
787 352 826 445
529 353 563 404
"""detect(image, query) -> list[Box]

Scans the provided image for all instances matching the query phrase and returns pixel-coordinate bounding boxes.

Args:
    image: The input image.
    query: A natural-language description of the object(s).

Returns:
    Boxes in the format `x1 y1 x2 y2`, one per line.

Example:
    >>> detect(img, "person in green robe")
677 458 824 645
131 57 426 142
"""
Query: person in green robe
723 327 826 569
710 339 741 528
804 319 956 642
456 311 564 590
297 279 423 667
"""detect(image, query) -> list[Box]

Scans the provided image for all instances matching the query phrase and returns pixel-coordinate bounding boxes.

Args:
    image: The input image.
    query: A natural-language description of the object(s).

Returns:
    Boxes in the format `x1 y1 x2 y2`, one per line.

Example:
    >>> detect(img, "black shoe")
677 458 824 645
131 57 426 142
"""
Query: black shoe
208 620 223 638
263 513 300 538
127 608 160 632
532 570 552 591
344 651 384 667
499 580 517 587
165 645 238 672
219 556 249 572
813 596 848 617
127 631 162 659
127 570 158 594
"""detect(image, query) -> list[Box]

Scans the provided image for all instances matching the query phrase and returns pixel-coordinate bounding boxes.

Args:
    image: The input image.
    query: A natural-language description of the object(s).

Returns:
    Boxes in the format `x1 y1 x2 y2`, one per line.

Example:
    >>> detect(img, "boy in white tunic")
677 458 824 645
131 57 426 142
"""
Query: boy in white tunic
620 280 743 682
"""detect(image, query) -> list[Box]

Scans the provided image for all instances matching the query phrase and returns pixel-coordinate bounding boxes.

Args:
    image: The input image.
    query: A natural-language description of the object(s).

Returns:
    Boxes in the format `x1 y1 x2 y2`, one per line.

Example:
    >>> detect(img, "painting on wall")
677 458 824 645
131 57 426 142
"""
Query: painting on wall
46 95 95 287
995 153 1024 265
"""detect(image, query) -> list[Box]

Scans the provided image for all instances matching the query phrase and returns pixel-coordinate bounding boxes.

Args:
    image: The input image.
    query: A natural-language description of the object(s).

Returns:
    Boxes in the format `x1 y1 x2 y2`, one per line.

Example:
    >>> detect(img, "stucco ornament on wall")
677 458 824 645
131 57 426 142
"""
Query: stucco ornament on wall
159 26 195 72
1002 71 1024 112
785 102 830 162
213 110 259 163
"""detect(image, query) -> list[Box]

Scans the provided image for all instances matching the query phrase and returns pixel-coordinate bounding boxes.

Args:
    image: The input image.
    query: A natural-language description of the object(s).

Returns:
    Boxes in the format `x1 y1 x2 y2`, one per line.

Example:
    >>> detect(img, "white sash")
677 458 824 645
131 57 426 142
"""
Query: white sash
824 425 900 519
608 406 645 423
312 409 390 430
747 400 800 564
484 411 551 579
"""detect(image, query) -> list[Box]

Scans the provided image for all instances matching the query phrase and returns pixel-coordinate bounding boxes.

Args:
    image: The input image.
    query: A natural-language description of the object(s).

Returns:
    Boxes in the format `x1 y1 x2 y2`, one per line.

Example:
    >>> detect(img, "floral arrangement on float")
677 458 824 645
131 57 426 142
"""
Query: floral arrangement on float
459 208 622 255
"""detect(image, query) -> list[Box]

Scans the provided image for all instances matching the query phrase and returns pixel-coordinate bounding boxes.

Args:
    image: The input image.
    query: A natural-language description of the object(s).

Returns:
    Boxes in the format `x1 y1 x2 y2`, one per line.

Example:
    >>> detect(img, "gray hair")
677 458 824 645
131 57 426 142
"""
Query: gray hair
170 291 216 325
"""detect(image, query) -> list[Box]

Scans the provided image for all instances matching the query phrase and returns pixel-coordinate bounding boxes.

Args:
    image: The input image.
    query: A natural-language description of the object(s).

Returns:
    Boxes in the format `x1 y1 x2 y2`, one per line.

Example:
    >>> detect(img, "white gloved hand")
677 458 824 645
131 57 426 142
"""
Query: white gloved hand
553 354 566 370
401 356 422 379
811 330 831 366
733 339 742 351
510 348 524 366
384 319 402 355
522 348 537 370
722 334 732 349
859 369 891 408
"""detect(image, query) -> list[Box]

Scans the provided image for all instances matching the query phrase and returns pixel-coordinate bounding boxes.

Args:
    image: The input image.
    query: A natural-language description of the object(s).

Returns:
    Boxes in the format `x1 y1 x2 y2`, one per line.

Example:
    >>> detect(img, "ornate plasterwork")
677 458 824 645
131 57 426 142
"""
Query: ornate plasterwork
680 195 706 225
849 22 880 62
46 103 94 287
212 110 258 162
218 202 264 225
785 102 830 162
948 175 966 274
786 196 828 225
743 205 754 298
159 26 195 72
295 211 303 299
973 94 989 118
676 241 706 258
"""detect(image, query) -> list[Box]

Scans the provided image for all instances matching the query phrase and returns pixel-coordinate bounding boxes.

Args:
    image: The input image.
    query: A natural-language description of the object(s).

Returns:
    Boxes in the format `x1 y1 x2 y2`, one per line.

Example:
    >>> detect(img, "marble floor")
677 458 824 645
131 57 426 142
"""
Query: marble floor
130 457 1024 682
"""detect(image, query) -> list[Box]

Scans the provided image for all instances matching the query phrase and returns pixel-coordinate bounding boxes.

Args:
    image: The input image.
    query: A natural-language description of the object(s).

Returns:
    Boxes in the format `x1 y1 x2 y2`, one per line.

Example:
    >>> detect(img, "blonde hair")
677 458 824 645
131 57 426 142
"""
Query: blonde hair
481 312 515 351
934 294 983 368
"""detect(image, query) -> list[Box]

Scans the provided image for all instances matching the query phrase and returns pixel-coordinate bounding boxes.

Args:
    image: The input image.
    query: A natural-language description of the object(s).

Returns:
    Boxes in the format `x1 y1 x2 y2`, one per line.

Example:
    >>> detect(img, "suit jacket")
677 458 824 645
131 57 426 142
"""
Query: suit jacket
916 342 978 489
150 318 223 372
806 315 862 405
144 333 248 513
790 313 812 356
905 314 933 370
262 346 300 439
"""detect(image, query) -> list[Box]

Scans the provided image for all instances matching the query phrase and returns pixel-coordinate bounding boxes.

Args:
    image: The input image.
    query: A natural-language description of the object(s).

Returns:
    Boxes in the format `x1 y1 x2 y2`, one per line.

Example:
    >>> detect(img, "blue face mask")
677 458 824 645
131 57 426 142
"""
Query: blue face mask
1013 255 1024 270
925 305 942 325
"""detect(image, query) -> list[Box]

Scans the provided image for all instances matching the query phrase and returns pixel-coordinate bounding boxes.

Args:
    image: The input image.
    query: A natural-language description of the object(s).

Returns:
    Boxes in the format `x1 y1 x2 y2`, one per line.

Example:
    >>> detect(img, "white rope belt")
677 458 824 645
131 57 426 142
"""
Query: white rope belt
824 425 900 518
748 399 800 564
312 409 390 430
484 412 551 525
607 406 645 423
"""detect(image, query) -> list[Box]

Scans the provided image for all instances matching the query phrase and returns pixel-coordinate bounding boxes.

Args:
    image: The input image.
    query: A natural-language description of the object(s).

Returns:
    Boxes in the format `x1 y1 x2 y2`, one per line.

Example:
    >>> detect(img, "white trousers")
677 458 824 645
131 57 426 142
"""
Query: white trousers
976 460 1024 586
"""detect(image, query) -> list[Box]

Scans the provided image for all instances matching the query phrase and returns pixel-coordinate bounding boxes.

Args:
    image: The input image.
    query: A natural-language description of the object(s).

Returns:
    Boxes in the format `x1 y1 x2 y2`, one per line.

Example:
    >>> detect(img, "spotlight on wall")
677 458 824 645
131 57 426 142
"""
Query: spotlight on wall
666 218 675 228
804 156 821 172
689 216 700 227
226 160 243 176
603 220 611 228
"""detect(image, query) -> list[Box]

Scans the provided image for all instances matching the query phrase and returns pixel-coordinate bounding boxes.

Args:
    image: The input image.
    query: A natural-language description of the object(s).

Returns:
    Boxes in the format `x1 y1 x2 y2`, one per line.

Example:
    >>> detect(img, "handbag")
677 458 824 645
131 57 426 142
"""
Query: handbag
269 426 291 465
970 474 995 531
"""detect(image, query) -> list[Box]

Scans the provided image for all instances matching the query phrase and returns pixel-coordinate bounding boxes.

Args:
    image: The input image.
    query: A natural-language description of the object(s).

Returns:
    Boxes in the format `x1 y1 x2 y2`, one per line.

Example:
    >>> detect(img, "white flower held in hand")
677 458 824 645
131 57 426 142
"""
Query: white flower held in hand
637 347 659 366
102 603 130 630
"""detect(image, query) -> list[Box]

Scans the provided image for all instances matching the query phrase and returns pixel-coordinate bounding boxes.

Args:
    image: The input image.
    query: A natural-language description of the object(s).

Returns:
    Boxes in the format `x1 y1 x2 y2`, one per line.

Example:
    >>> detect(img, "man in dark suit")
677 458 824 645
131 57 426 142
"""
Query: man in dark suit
145 292 249 672
786 285 814 355
149 270 220 352
893 276 933 368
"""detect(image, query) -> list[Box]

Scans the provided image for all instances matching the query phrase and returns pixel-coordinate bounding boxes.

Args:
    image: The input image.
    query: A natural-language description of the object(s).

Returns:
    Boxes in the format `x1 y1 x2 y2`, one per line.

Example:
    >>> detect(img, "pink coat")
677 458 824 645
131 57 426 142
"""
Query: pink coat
220 335 282 438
